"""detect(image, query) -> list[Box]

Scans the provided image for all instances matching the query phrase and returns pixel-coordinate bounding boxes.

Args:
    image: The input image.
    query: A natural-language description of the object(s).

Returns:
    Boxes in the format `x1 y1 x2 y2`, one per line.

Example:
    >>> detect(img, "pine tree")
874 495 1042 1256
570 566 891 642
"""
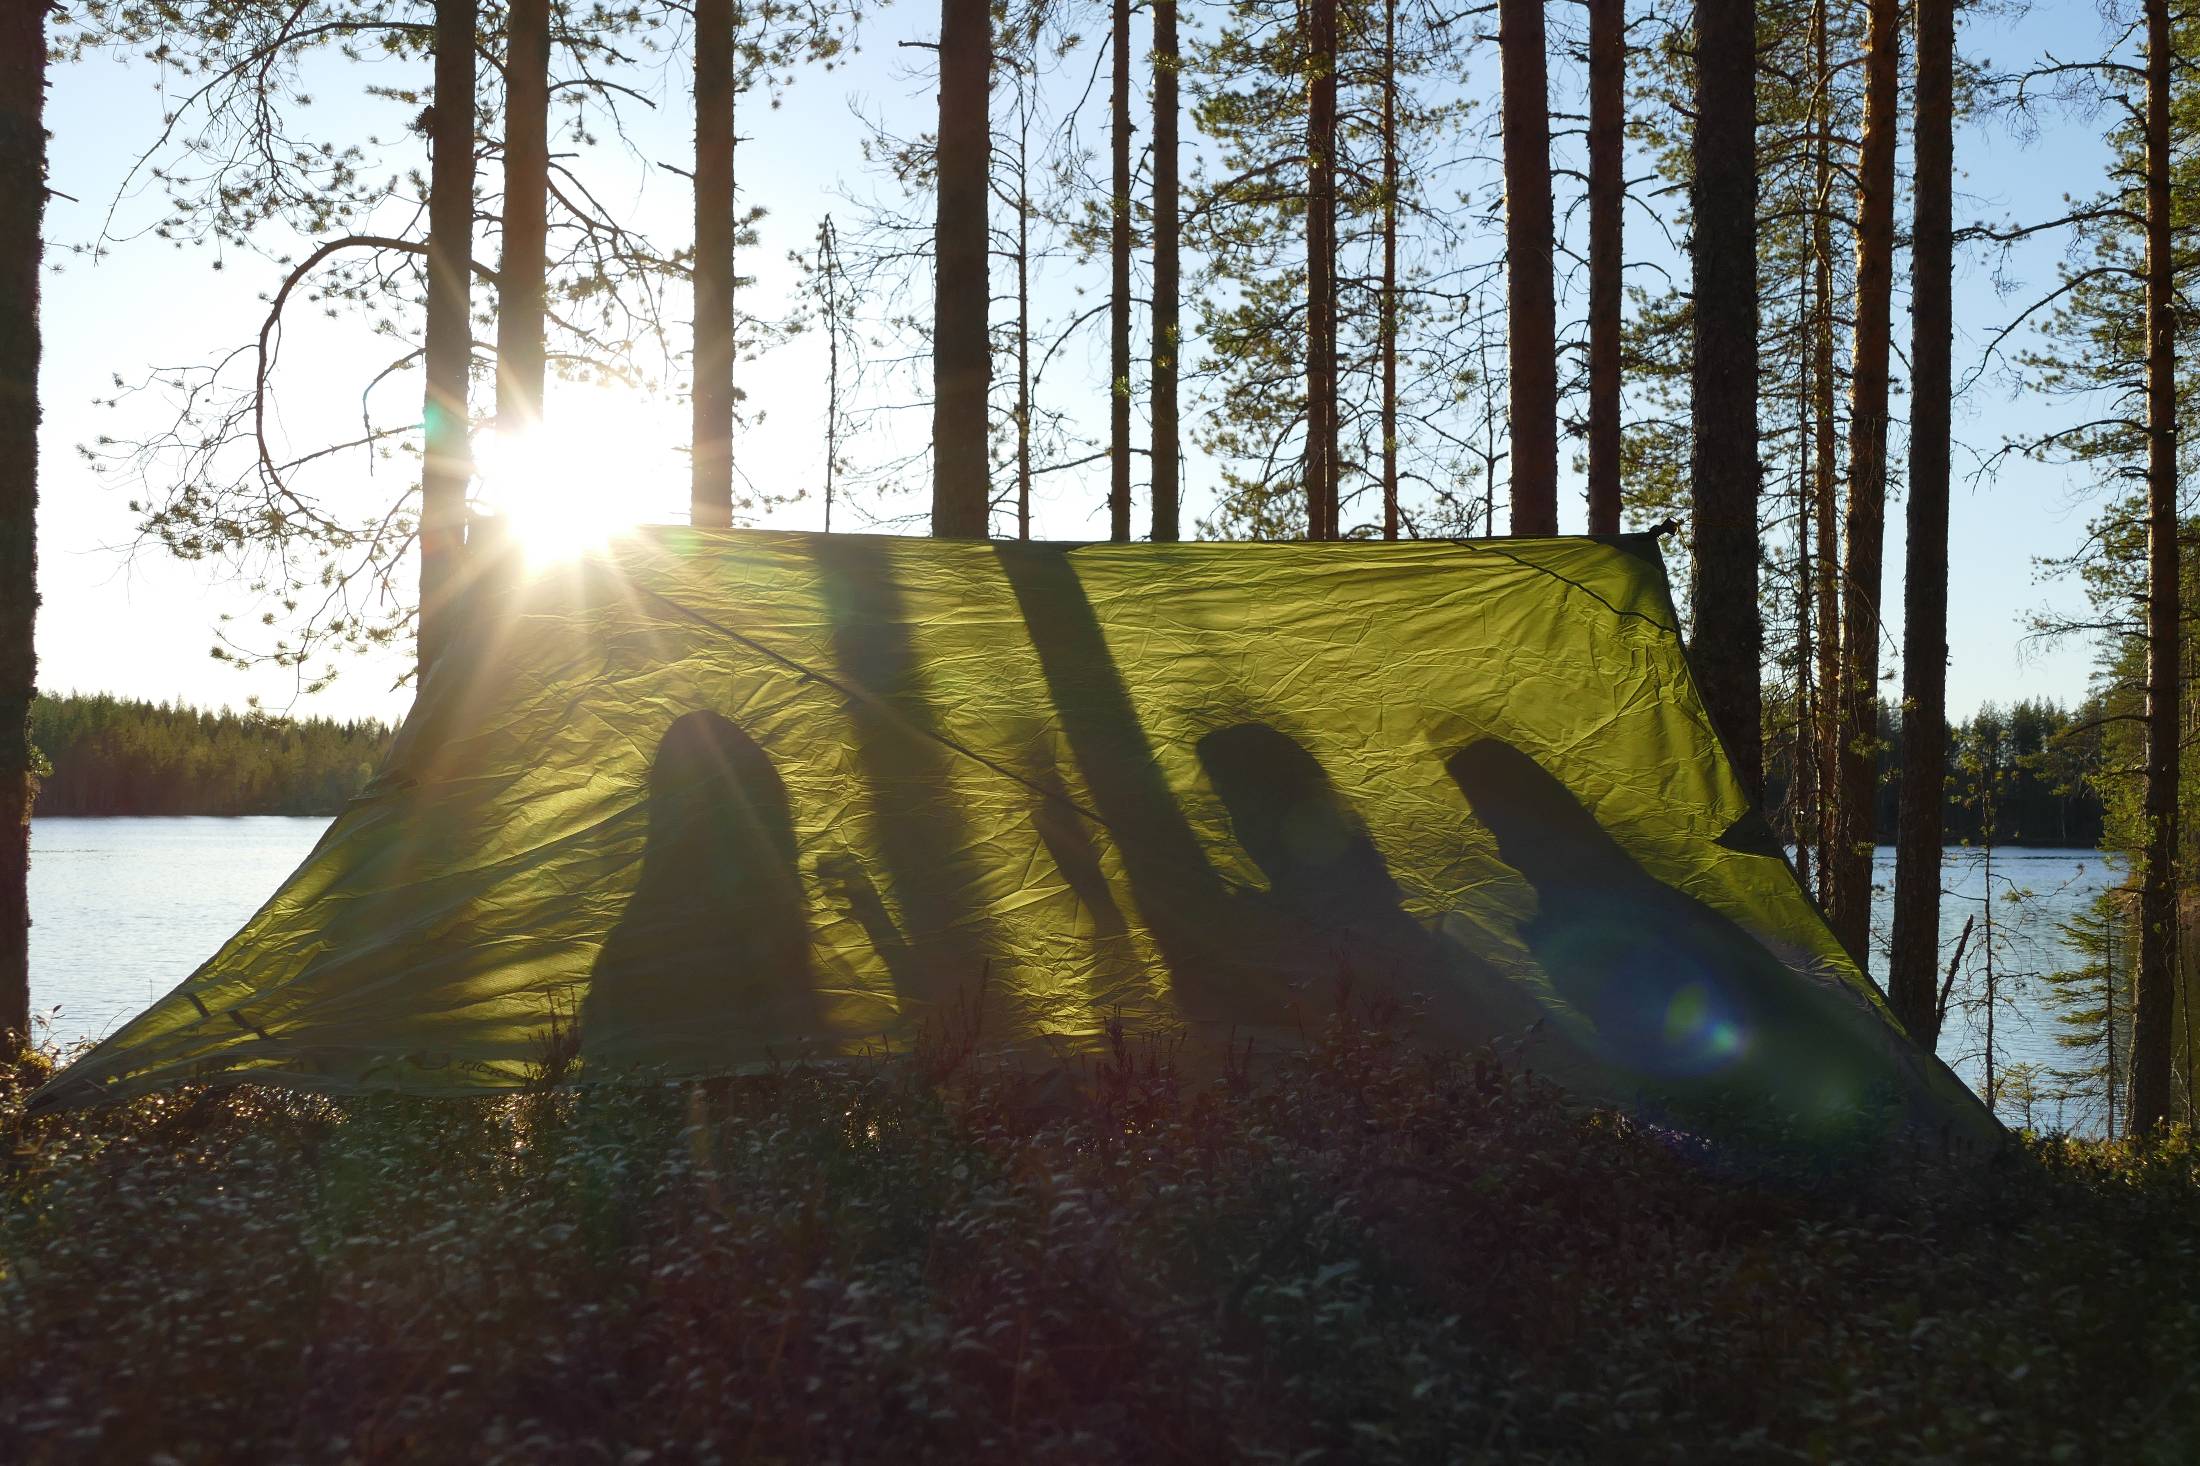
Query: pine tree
934 0 993 536
1689 0 1761 801
0 0 43 1051
418 0 478 679
1499 0 1557 535
2044 889 2137 1139
495 0 551 451
1151 0 1182 542
693 0 738 529
1889 0 1955 1047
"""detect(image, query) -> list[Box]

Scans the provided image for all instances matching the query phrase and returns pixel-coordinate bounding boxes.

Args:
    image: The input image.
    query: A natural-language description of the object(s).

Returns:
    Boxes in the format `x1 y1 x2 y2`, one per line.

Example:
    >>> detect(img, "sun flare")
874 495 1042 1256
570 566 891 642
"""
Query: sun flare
473 391 676 564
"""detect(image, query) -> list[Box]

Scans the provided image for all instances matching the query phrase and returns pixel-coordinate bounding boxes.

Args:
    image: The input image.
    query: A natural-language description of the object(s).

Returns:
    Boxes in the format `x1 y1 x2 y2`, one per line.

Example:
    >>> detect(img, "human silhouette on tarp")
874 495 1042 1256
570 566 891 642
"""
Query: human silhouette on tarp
1446 738 1882 1112
583 710 821 1069
1195 722 1538 1041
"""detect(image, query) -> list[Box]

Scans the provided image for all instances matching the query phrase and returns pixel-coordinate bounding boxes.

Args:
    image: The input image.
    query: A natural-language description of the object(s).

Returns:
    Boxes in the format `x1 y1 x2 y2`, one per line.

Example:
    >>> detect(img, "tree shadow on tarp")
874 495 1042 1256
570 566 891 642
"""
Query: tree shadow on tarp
996 543 1299 1023
583 710 822 1070
1445 738 1905 1134
1195 722 1542 1044
809 536 1005 1012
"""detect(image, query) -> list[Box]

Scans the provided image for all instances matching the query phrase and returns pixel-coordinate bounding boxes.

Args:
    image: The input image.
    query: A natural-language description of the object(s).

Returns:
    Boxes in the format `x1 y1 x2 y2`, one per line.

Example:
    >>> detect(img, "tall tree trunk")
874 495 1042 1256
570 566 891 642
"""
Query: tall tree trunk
1499 0 1558 535
1151 0 1181 542
1810 0 1840 898
691 0 735 529
0 0 44 1052
1306 0 1340 540
1688 0 1762 802
1830 0 1901 965
934 0 992 537
419 0 477 679
2131 0 2180 1134
1015 84 1034 540
820 217 842 534
1888 0 1952 1047
1585 0 1623 535
496 0 550 445
1110 0 1133 542
1380 0 1400 541
1792 249 1816 892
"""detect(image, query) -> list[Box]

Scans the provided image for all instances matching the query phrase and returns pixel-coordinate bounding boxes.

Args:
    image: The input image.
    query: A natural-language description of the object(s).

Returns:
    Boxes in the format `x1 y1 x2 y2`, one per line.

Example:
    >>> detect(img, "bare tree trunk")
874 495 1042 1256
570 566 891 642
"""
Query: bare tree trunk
1830 0 1900 964
1499 0 1558 535
1015 97 1034 542
1889 0 1952 1046
2131 0 2180 1134
934 0 992 537
691 0 735 529
1306 0 1340 540
496 0 550 445
1151 0 1181 542
419 0 477 679
0 0 44 1052
1380 0 1400 541
821 217 843 535
1793 248 1816 892
1688 0 1761 801
1110 0 1133 541
1585 0 1623 535
1810 0 1840 897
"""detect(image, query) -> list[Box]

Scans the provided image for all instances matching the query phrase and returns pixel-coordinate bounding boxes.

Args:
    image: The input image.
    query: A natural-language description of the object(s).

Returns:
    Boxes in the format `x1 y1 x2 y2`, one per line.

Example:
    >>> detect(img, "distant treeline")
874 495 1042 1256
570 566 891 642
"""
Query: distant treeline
31 693 392 817
1770 698 2107 850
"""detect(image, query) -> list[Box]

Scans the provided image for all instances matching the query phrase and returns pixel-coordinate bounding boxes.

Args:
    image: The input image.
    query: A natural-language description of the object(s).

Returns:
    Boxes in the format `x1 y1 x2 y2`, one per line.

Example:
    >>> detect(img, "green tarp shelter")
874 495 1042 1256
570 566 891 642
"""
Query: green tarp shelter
35 527 1993 1142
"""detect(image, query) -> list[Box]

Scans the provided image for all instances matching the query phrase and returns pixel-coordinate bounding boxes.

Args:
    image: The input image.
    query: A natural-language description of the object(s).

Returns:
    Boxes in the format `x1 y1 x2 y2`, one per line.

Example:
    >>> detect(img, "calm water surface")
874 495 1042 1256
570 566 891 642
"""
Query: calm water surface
27 820 2123 1132
30 817 330 1050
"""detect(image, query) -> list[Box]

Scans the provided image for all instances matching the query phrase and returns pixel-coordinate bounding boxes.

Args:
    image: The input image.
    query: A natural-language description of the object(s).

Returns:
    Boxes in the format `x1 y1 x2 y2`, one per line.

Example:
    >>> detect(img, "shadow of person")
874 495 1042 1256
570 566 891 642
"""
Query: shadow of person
1195 722 1537 1043
582 710 823 1072
1445 738 1892 1124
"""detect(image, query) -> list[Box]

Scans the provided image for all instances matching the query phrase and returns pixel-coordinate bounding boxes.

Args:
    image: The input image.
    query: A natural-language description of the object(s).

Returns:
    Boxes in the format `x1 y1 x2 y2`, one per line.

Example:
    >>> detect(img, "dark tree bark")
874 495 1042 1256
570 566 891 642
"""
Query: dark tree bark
1829 0 1901 964
1109 0 1133 542
1012 95 1034 540
691 0 735 529
419 0 477 679
1688 0 1762 802
1380 0 1400 541
0 0 44 1051
1585 0 1623 535
1888 0 1953 1047
1305 0 1340 540
496 0 550 443
1499 0 1558 535
1809 0 1840 898
2131 0 2180 1134
934 0 992 537
1151 0 1181 542
820 216 844 534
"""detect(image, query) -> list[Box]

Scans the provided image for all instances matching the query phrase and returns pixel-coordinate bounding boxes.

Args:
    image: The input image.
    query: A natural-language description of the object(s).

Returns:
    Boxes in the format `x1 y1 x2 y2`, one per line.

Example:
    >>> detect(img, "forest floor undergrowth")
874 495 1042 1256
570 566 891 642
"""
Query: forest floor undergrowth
3 1018 2198 1464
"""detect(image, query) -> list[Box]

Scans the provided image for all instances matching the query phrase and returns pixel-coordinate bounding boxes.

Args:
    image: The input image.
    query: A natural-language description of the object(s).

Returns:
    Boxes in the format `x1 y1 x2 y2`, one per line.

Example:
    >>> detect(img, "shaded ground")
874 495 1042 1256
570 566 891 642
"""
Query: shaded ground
3 1017 2197 1465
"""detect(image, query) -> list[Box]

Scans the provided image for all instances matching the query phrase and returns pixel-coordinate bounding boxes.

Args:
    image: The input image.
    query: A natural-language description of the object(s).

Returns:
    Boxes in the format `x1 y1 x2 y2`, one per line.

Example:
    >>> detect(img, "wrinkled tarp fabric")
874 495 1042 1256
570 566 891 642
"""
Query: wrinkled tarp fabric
36 528 1992 1141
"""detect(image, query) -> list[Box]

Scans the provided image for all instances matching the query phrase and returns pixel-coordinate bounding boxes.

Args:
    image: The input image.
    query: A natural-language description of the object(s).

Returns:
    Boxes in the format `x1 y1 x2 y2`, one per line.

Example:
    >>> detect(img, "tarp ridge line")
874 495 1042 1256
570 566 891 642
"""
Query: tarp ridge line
1443 540 1680 634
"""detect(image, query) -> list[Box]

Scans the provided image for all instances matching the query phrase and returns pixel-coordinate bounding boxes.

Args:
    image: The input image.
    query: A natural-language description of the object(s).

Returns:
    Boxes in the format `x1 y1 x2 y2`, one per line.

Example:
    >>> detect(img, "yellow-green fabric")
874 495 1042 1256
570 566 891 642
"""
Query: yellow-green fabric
36 528 1992 1140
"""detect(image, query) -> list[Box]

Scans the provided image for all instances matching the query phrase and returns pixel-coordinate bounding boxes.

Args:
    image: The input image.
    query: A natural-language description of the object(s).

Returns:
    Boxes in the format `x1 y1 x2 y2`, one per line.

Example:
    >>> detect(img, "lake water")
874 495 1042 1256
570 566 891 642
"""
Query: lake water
26 820 2125 1133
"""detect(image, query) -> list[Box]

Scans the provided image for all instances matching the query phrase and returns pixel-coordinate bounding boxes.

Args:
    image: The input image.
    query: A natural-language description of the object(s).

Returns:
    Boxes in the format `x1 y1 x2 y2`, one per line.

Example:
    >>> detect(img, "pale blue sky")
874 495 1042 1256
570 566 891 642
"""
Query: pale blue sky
33 1 2129 727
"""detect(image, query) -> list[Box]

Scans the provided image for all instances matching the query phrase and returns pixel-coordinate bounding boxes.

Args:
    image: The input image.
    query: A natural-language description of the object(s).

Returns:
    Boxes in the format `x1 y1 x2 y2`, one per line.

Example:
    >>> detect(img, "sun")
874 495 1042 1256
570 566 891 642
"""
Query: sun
472 389 677 564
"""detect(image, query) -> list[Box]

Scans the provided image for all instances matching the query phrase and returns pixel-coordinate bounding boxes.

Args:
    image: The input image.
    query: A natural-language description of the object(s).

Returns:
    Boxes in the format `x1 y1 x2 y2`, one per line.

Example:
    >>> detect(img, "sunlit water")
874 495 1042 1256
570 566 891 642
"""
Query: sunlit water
27 821 2123 1133
1866 845 2129 1136
29 818 330 1051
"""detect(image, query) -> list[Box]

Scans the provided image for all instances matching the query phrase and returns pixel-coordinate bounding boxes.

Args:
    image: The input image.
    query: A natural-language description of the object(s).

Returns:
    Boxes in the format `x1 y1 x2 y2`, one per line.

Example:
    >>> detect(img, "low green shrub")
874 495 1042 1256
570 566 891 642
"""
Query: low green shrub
3 1018 2196 1464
